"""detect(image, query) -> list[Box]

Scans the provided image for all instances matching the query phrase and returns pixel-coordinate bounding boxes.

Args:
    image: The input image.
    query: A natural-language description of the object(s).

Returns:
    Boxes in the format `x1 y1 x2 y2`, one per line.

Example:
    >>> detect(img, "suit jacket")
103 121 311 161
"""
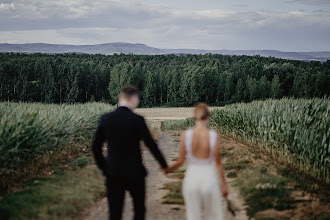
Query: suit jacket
92 106 168 177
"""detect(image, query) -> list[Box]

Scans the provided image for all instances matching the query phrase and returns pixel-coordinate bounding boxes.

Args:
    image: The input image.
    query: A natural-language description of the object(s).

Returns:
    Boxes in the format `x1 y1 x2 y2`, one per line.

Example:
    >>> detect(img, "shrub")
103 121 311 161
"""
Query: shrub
76 156 89 168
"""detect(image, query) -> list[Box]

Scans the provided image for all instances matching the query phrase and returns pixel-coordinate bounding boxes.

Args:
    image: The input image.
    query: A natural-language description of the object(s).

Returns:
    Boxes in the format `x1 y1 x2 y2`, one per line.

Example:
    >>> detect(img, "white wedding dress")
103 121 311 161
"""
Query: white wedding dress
182 129 224 220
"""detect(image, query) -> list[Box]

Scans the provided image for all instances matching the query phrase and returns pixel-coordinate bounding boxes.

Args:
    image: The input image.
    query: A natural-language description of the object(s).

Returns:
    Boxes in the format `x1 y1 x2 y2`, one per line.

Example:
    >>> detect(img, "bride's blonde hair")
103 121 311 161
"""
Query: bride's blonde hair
194 103 210 120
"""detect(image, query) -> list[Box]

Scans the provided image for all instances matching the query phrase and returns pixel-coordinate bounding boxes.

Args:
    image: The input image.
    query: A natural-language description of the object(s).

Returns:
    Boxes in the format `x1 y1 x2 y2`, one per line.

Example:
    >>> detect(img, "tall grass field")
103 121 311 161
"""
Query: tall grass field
162 98 330 182
0 102 113 188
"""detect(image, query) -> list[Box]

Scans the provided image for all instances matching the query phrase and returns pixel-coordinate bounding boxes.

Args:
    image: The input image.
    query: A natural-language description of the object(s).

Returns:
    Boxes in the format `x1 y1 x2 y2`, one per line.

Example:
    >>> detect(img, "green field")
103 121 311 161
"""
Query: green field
1 99 329 219
0 102 113 189
162 98 330 182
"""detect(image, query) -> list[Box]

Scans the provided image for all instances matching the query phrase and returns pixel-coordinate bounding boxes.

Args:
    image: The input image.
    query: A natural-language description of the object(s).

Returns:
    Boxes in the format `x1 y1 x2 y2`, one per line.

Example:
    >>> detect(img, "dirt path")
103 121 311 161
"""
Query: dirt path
83 107 329 220
83 107 247 220
83 129 185 220
135 107 223 121
83 126 248 220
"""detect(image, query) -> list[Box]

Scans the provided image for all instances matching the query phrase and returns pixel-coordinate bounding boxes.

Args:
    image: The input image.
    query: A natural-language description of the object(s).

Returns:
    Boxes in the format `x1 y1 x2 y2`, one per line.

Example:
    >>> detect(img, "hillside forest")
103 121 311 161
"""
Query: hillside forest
0 53 329 106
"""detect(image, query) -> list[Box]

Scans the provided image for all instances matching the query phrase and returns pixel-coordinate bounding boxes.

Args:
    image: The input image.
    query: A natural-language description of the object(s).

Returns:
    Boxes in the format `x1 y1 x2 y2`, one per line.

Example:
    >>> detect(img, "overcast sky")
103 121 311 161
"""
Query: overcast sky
0 0 329 51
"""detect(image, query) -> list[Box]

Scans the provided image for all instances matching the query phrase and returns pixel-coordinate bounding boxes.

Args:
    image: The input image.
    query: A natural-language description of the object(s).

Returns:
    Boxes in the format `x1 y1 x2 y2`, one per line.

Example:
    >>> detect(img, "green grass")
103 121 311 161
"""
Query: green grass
0 164 105 220
278 166 330 204
76 156 89 168
227 171 237 178
234 169 293 218
224 159 251 171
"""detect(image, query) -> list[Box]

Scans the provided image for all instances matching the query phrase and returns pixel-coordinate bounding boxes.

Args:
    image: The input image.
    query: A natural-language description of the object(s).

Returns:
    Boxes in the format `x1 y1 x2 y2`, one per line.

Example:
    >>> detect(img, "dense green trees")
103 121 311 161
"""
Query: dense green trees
271 74 282 99
0 53 329 106
108 62 133 102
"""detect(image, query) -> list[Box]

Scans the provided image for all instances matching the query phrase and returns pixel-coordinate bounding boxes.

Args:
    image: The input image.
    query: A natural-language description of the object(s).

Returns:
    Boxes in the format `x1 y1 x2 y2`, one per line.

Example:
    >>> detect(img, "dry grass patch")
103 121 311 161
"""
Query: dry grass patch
162 168 185 205
162 181 184 205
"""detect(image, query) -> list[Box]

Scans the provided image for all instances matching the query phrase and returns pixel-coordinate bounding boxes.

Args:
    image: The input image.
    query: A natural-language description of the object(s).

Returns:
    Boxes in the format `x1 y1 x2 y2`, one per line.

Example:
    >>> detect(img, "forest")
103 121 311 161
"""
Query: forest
0 53 329 106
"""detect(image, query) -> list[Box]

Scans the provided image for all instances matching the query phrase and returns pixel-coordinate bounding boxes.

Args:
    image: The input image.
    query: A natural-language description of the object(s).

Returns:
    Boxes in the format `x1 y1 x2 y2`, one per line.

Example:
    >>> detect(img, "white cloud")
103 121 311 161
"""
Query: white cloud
0 2 15 10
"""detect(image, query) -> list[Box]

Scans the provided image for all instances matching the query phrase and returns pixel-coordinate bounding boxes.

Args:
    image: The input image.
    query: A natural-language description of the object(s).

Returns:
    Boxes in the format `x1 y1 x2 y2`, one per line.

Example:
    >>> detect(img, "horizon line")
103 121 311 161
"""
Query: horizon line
1 42 329 53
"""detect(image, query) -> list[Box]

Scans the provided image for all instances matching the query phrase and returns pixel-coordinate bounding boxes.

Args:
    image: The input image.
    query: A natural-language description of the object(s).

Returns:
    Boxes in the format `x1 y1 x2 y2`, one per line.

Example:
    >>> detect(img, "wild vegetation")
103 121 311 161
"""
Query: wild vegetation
162 104 330 219
1 52 329 219
162 98 330 182
0 53 329 106
0 102 113 189
0 162 105 220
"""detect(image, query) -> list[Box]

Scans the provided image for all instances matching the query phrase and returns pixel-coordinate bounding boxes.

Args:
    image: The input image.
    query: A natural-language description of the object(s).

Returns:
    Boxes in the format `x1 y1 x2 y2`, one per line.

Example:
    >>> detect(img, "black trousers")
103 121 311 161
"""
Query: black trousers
106 176 146 220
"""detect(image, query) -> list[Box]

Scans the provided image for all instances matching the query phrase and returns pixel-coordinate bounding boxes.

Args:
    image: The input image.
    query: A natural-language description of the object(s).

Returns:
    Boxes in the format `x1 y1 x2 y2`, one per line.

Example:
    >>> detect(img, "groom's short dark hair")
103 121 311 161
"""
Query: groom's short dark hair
120 85 140 98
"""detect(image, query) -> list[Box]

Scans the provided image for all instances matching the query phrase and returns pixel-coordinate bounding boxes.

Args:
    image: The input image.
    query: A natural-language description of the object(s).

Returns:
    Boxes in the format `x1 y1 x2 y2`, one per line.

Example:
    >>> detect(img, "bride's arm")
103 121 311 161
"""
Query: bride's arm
164 132 186 173
215 133 228 199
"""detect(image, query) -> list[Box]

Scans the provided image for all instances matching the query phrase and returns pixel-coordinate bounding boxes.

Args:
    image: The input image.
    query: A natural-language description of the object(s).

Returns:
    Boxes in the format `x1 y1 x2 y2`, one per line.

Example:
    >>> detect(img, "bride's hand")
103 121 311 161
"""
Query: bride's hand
221 184 229 199
160 167 169 174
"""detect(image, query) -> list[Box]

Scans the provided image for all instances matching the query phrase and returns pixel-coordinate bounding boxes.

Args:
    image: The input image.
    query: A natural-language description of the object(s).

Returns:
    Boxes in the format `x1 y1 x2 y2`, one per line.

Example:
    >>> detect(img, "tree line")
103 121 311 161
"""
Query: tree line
0 53 329 106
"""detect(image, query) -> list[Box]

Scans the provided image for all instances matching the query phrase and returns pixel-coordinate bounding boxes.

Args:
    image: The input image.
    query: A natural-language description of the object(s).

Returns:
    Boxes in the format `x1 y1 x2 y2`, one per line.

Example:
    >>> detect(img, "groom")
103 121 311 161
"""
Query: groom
92 85 168 220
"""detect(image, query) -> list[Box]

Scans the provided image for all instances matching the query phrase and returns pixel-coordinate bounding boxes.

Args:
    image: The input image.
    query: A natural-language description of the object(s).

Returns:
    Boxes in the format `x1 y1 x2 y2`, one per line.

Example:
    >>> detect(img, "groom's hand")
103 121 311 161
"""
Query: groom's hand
160 167 169 175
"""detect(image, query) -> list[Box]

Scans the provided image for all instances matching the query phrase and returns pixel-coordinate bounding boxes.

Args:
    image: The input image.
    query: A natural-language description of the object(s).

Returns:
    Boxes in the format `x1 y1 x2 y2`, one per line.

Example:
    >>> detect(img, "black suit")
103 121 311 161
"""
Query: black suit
92 106 168 220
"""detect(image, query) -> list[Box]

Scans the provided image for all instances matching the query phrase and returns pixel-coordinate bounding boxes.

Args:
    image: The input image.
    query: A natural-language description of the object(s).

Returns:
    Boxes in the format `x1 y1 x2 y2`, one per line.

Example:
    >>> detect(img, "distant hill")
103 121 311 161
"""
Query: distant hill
0 42 329 62
0 43 162 55
162 49 330 62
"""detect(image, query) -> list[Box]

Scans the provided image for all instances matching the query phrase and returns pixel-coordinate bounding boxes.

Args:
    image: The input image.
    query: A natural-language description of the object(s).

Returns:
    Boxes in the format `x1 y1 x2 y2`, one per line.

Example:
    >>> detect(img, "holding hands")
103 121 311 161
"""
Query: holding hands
160 167 169 174
221 183 229 199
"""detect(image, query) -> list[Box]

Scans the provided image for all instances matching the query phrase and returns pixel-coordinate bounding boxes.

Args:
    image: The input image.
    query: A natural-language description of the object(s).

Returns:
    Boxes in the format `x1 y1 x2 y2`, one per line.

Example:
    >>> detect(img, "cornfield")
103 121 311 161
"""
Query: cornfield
0 102 113 188
162 98 330 182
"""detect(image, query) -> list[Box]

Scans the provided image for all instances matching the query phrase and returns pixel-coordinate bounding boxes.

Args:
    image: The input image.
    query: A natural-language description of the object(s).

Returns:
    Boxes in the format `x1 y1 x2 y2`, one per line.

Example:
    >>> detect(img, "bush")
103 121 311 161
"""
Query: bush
77 156 89 168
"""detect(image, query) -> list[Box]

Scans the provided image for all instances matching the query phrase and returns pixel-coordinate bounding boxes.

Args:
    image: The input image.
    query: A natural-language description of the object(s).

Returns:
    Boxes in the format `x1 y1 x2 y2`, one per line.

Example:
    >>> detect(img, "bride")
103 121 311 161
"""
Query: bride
164 103 228 220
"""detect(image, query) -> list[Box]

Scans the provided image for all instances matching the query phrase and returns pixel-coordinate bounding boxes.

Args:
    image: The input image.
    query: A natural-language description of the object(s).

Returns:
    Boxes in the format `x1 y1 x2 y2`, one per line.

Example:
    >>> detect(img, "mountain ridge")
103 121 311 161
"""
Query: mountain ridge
1 42 329 62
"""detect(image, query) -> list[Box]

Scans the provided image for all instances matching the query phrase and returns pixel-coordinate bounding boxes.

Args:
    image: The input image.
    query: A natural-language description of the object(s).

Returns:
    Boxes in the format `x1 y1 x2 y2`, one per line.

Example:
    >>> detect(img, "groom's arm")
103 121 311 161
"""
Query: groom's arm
140 118 168 169
92 115 106 175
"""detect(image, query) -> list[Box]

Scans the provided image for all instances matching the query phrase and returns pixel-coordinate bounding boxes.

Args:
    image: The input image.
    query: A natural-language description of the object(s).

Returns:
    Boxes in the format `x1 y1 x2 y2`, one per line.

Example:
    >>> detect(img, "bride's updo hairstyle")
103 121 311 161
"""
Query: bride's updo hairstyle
194 103 210 121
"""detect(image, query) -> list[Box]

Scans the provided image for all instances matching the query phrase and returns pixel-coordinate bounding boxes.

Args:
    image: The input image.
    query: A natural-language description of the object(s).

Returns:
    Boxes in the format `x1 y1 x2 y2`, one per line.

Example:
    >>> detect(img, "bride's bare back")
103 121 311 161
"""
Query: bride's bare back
165 103 228 202
191 127 211 159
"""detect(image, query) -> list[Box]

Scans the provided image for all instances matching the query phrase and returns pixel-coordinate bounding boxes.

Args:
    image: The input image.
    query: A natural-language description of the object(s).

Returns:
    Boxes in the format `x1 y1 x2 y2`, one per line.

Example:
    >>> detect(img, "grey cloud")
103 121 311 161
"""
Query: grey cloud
1 0 329 31
0 0 329 50
287 0 330 6
232 4 249 7
313 9 329 13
